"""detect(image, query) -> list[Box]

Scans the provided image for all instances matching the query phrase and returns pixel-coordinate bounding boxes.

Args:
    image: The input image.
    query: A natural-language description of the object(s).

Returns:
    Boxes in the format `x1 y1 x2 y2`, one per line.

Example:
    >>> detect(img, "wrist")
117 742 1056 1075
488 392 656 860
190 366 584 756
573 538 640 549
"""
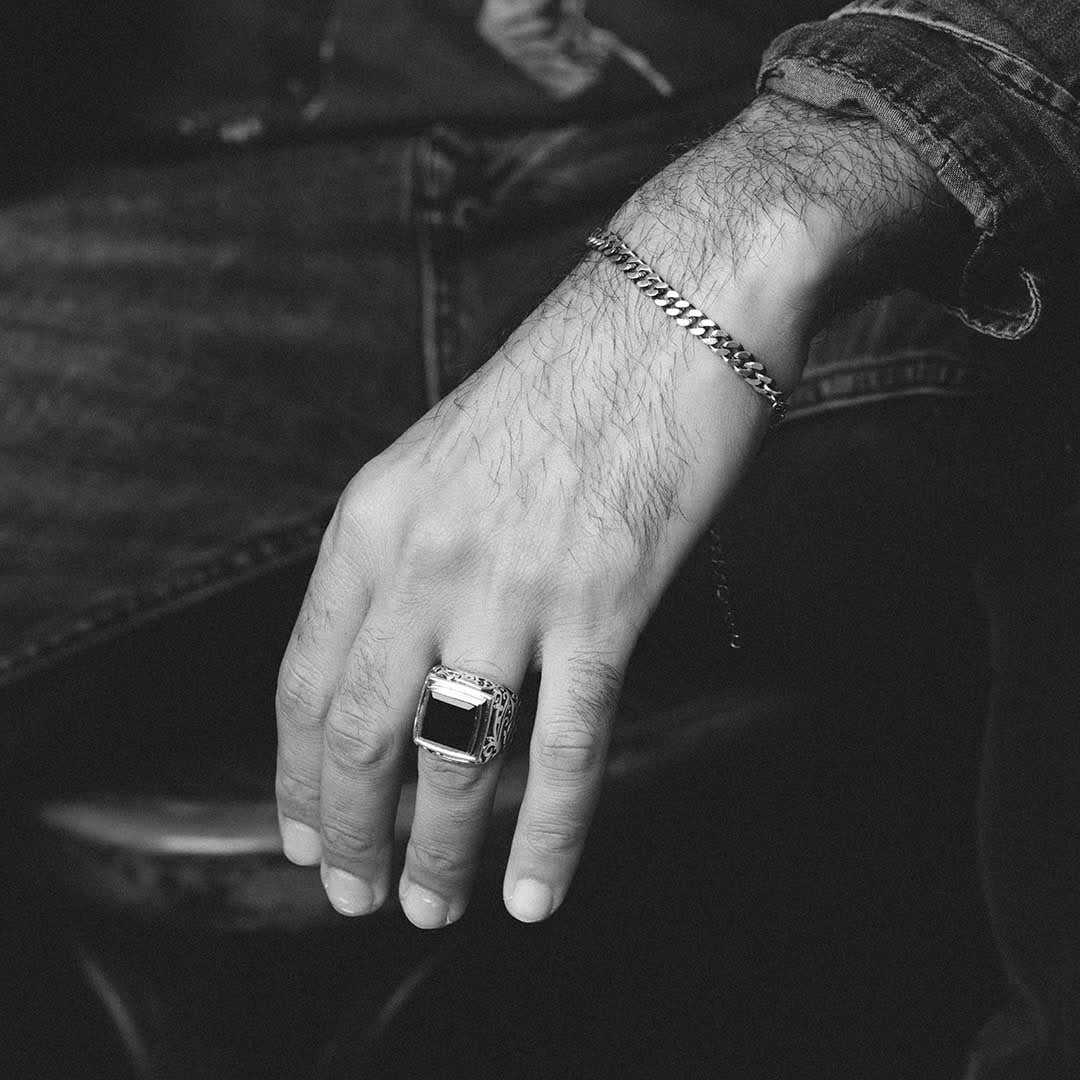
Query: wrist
607 93 965 387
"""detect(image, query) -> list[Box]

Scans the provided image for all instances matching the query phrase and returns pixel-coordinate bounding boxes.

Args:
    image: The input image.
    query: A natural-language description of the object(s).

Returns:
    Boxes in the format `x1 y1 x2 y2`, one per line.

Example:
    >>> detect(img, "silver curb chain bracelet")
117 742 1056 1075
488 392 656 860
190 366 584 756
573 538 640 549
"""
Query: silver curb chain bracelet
586 228 793 650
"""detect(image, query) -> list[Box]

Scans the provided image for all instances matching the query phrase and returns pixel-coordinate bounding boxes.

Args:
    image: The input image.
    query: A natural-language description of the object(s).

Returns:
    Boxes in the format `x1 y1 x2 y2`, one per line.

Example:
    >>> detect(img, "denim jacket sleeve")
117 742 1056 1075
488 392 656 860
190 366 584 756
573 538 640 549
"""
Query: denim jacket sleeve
758 1 1080 338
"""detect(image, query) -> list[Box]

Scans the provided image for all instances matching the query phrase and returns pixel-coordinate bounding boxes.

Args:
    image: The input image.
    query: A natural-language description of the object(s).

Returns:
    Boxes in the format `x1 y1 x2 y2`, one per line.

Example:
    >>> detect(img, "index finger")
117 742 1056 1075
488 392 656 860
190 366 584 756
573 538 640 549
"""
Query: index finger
275 510 374 863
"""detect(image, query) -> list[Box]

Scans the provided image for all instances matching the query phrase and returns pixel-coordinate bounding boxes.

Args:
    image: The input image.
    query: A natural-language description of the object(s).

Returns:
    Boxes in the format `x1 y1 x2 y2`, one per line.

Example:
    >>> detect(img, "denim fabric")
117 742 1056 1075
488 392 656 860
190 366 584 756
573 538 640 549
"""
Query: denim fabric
4 0 833 164
12 3 1078 342
1 8 1079 1074
0 99 713 679
0 86 1015 684
760 1 1080 339
966 500 1080 1079
0 139 427 675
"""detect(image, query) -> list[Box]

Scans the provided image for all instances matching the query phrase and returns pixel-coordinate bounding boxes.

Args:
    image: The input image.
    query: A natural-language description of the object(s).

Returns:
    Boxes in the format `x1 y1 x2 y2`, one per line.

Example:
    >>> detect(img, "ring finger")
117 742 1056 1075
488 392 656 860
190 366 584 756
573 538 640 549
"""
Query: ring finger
400 638 529 929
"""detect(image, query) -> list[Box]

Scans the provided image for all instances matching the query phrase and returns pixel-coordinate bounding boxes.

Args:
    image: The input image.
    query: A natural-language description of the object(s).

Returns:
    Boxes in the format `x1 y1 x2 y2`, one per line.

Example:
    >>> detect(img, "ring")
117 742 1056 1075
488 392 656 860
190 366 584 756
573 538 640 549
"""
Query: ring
412 665 521 765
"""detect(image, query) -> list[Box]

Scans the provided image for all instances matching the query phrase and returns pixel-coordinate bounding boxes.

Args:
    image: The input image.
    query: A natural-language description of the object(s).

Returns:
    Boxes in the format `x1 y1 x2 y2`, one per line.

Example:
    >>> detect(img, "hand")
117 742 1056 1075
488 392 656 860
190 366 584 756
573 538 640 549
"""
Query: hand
275 94 955 926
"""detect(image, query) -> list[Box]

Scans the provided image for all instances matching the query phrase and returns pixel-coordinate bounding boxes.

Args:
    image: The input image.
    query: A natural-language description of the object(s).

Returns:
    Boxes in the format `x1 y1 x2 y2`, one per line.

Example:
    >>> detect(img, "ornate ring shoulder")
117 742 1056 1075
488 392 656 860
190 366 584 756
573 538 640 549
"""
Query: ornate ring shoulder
413 664 521 766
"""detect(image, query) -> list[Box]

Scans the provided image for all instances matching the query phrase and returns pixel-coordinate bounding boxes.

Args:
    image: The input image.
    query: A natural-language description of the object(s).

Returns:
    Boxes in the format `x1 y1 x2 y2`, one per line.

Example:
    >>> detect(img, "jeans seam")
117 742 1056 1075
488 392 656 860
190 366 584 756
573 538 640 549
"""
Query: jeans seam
0 510 331 688
837 1 1080 112
789 349 1008 419
412 128 476 407
765 51 1001 218
839 2 1080 124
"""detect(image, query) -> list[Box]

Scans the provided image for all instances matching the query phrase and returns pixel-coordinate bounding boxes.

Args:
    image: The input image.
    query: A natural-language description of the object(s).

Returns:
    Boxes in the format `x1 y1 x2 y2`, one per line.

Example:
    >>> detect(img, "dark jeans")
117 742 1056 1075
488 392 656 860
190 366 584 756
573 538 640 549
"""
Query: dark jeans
1 110 1077 1076
0 84 1012 675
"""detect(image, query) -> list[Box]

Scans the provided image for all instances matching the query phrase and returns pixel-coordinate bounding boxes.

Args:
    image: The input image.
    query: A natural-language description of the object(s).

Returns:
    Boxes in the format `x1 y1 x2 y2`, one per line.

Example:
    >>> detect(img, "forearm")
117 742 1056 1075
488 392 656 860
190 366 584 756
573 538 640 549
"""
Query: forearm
487 92 959 557
566 92 963 419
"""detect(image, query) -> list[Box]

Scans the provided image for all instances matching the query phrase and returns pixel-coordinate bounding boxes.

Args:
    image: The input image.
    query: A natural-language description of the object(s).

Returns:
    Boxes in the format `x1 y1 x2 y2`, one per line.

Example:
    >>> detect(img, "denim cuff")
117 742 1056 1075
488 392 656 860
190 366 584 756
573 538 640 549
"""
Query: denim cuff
759 3 1080 339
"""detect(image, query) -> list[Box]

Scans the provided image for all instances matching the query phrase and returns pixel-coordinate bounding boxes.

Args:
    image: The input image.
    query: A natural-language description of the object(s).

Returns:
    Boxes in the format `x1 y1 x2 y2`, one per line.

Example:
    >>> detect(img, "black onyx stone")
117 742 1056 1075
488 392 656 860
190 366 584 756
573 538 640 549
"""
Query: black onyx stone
422 694 481 753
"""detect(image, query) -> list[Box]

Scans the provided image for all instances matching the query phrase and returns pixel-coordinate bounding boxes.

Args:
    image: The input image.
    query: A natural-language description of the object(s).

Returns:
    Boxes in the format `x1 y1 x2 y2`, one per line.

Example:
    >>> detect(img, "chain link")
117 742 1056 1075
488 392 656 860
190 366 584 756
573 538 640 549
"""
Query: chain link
586 227 782 645
708 527 742 650
586 228 789 424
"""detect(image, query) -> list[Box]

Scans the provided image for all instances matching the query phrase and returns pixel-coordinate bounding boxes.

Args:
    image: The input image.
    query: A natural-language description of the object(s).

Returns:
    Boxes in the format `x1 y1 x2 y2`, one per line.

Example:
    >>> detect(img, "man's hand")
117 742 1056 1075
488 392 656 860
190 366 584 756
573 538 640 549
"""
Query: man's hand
275 94 957 926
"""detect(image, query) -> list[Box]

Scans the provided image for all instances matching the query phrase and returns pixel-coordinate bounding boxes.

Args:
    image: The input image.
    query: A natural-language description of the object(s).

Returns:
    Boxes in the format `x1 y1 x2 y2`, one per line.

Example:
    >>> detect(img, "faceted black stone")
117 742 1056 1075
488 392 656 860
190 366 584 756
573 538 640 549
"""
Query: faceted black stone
422 694 482 753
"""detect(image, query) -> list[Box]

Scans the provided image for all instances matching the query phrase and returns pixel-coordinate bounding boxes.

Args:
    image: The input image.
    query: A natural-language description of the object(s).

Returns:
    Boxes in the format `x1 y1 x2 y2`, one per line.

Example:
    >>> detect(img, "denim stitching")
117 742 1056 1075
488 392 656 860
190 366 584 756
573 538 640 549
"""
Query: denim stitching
413 128 477 406
990 58 1080 131
0 510 331 688
789 349 1007 420
834 3 1080 125
945 267 1041 337
762 50 1044 336
761 53 1000 214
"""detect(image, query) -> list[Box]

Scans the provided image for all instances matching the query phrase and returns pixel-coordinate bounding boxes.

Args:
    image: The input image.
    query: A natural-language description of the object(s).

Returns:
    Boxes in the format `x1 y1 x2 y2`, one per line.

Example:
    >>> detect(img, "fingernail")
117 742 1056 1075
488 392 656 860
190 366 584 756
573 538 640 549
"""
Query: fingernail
280 818 322 864
507 878 554 923
323 867 376 916
400 881 451 930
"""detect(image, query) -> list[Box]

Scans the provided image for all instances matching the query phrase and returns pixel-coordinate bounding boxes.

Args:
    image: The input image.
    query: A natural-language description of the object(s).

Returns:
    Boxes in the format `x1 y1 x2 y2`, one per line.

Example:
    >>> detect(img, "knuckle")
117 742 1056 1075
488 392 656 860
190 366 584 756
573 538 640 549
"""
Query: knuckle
534 718 603 779
275 764 321 816
566 557 612 599
320 815 381 862
552 549 623 605
421 754 488 797
520 812 586 860
276 656 330 729
336 464 385 528
553 565 647 640
331 461 399 557
398 513 462 575
409 836 474 879
488 539 548 594
290 583 336 650
532 654 623 781
324 716 399 775
336 633 391 715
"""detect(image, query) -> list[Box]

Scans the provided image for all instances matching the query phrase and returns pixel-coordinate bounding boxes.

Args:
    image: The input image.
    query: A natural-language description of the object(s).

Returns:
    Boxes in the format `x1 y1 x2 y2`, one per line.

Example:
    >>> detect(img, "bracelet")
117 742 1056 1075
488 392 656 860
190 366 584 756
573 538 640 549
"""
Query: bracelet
585 228 789 424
